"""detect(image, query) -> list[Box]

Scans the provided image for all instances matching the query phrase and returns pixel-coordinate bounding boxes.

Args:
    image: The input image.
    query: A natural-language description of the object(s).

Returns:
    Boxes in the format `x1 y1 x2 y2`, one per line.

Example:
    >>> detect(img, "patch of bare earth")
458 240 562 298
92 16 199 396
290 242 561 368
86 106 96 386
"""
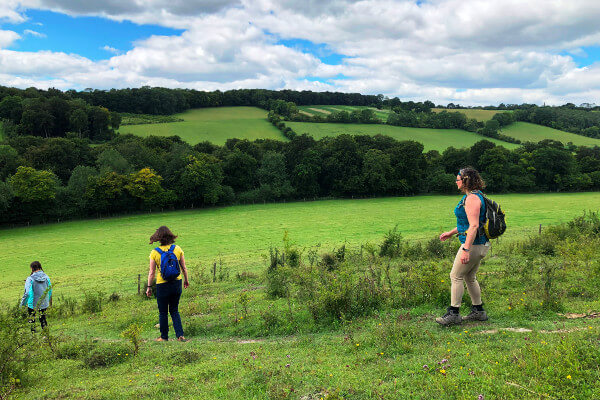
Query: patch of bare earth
308 107 331 115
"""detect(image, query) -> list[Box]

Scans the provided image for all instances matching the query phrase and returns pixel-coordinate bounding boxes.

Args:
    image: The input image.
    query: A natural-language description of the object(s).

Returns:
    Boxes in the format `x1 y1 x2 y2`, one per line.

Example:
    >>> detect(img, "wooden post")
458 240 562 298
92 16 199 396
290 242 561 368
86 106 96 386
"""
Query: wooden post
137 274 141 294
212 262 217 283
539 224 542 234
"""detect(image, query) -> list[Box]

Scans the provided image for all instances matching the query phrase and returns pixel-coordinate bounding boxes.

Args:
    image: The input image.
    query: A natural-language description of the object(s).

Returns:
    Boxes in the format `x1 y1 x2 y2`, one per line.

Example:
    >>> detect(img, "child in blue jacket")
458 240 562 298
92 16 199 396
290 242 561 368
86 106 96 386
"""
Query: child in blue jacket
20 261 52 332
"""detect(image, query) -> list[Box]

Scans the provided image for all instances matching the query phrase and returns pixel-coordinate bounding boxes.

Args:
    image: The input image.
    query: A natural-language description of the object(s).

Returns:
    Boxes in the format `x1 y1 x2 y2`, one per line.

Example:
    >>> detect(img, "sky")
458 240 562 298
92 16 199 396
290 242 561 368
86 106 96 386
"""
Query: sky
1 0 600 106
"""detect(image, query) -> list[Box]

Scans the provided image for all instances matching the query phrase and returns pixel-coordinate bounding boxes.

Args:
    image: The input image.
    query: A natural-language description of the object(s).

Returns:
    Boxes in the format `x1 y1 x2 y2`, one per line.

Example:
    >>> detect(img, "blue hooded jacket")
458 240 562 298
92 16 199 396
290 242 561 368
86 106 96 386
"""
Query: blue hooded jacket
20 270 52 309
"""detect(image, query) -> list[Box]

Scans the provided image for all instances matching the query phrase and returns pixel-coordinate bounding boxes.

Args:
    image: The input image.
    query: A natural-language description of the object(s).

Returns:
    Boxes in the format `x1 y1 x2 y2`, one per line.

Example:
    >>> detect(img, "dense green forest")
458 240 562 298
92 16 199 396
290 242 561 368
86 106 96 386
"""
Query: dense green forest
2 85 600 143
1 131 600 225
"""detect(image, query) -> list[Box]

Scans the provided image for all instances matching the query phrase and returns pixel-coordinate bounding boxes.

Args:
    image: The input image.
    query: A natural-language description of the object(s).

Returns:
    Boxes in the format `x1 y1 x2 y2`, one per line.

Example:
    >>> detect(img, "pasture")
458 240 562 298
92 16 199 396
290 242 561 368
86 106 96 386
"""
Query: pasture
297 105 391 120
285 121 518 151
3 192 600 399
432 108 500 121
2 192 598 303
118 107 285 145
501 121 600 146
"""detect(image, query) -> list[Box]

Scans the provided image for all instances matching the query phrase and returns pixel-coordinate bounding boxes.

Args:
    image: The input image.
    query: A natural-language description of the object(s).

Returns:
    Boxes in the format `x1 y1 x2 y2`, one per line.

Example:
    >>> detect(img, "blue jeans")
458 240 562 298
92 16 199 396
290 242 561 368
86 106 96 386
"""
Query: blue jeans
156 280 184 339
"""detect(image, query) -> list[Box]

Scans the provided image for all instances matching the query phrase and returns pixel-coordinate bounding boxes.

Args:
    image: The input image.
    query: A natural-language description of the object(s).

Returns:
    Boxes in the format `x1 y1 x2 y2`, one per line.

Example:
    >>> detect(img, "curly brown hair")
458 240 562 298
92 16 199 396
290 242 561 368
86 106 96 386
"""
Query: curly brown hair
149 226 178 246
458 167 486 192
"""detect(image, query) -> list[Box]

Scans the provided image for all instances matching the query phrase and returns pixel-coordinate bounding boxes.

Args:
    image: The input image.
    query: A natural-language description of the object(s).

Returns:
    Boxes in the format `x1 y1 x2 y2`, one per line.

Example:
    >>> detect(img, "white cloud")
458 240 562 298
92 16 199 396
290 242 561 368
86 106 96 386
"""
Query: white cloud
23 29 46 37
0 30 21 48
0 0 599 105
101 45 120 54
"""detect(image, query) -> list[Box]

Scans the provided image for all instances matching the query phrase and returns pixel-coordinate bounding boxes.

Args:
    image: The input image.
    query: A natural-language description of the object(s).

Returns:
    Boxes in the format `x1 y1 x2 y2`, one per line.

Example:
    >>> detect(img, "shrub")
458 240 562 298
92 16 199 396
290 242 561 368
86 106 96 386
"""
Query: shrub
121 323 143 355
82 291 103 314
55 339 94 360
108 292 120 302
54 295 78 316
379 225 402 258
0 307 35 398
82 342 130 368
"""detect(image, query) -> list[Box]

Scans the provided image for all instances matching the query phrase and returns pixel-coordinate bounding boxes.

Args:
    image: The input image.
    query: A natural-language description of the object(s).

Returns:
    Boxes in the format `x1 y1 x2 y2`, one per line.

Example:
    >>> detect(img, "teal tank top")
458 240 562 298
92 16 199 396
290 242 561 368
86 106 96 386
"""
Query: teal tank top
454 191 488 245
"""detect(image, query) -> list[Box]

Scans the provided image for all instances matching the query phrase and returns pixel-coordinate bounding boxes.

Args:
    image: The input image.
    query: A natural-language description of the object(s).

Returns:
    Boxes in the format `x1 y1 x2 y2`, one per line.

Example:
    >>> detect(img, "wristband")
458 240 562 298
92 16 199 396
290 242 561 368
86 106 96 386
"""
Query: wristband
462 247 470 252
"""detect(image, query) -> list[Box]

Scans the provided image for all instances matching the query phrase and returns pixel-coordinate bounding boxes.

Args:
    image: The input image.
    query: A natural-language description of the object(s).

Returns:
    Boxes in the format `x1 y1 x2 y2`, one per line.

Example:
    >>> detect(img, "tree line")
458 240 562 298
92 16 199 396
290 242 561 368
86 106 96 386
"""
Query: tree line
1 132 600 225
266 99 521 144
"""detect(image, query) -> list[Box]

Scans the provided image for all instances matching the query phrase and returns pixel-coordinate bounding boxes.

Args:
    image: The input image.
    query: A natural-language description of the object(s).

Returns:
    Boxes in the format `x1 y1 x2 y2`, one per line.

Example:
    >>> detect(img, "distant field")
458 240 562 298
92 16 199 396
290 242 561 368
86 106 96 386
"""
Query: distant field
118 107 285 145
2 192 599 303
432 108 500 121
286 121 518 151
501 122 600 146
298 105 391 120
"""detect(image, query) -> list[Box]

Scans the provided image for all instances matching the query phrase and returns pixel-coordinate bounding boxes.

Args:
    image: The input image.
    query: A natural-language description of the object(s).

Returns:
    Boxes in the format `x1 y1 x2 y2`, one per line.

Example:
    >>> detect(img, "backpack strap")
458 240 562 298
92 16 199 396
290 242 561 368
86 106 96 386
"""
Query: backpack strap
168 244 176 252
155 247 164 255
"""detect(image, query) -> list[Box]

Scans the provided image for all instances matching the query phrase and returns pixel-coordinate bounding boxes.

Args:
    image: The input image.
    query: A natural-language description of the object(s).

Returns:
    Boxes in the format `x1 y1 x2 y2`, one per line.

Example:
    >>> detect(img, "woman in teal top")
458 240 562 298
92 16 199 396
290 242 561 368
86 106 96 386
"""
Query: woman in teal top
437 167 490 326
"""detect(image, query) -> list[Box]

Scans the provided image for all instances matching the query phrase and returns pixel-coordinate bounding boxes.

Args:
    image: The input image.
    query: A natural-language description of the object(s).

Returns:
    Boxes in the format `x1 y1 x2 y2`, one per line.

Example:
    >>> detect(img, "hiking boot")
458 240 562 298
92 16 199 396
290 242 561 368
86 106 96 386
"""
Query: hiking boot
462 307 488 322
436 308 462 326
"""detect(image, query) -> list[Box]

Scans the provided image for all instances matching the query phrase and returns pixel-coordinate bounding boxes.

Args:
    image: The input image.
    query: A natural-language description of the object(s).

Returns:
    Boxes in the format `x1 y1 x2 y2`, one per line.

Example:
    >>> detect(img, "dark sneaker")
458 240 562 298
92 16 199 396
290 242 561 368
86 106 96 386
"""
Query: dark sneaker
462 307 488 322
436 308 462 326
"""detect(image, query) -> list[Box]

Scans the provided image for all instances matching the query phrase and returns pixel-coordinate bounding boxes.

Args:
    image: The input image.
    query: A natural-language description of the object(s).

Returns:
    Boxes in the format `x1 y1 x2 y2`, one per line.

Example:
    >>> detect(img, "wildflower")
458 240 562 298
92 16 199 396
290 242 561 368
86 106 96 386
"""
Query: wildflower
329 373 332 376
469 370 475 376
356 343 360 347
508 306 512 310
440 369 446 375
156 374 159 377
380 352 384 355
422 364 429 370
213 357 217 359
286 364 290 368
466 353 470 356
478 395 484 400
441 280 445 283
567 375 572 380
520 298 524 301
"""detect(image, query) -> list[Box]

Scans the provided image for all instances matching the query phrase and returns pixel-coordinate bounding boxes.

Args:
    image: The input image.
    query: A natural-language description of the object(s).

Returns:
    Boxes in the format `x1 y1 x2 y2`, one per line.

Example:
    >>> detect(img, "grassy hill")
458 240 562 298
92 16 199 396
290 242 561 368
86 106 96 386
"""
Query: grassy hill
286 121 518 151
432 108 500 121
2 192 599 303
3 193 600 399
118 107 285 145
501 122 600 146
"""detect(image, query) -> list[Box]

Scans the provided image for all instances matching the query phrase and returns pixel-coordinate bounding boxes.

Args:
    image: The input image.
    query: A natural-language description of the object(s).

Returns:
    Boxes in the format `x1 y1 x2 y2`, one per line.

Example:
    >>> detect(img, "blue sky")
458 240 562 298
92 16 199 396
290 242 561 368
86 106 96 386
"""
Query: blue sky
4 10 184 61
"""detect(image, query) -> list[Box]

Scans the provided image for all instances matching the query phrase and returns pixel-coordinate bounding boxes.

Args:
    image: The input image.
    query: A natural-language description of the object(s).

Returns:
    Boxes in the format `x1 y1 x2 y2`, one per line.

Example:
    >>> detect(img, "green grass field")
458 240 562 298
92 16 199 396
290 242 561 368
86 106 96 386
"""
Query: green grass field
3 193 600 399
118 107 285 145
286 121 518 151
501 121 600 146
2 192 598 303
432 108 500 121
298 105 391 120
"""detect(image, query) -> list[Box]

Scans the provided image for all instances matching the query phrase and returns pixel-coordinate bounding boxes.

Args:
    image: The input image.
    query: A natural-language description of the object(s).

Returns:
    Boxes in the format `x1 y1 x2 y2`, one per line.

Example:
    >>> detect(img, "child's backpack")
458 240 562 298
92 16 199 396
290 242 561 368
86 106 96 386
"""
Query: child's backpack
155 245 180 281
478 193 507 239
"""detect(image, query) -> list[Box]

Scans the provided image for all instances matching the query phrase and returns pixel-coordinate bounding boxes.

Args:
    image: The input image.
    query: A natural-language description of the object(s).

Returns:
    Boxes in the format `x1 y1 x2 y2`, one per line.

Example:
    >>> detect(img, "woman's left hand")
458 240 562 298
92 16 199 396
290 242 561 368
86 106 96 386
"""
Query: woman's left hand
461 250 470 264
183 280 189 289
146 287 152 298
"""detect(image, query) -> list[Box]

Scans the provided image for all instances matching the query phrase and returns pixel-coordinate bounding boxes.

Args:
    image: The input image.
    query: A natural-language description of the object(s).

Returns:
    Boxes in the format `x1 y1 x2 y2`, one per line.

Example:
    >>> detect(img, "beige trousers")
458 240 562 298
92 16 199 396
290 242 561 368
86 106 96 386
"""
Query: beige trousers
450 243 489 308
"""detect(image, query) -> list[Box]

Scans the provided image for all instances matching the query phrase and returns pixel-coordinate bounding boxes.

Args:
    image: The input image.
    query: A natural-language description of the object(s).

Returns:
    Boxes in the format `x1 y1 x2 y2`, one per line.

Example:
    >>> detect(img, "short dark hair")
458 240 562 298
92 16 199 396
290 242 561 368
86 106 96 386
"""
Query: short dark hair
458 167 486 191
149 226 178 246
30 261 42 271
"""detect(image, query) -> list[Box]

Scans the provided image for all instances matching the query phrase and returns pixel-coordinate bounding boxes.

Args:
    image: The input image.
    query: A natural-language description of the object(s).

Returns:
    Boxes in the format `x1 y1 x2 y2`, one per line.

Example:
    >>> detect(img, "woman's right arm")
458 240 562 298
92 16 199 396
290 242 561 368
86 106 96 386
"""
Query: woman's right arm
440 227 458 241
146 259 156 297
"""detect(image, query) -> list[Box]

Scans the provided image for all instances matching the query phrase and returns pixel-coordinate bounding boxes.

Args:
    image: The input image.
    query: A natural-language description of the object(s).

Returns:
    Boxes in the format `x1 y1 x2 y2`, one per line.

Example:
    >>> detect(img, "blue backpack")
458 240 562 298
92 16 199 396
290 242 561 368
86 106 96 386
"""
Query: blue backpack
155 245 180 281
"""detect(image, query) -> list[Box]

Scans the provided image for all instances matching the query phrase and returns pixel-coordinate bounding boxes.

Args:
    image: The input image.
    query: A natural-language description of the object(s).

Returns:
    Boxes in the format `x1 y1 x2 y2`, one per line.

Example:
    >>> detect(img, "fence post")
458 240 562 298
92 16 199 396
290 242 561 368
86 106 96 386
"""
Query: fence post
212 262 217 283
539 224 542 234
137 274 141 294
